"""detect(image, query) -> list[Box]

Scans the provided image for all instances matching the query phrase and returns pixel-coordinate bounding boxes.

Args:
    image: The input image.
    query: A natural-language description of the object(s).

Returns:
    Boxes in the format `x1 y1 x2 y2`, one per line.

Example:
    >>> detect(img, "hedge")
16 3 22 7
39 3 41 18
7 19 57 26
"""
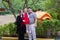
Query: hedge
36 19 60 38
0 23 17 37
0 20 60 38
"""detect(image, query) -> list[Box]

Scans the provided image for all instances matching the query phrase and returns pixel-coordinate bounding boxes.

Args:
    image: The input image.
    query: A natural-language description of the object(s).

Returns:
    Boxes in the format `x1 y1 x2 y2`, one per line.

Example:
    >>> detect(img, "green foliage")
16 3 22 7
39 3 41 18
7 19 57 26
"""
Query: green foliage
36 20 60 37
2 0 60 19
42 20 60 32
0 23 17 36
0 11 10 15
36 21 45 37
0 26 3 35
0 20 60 37
2 1 9 9
7 23 16 35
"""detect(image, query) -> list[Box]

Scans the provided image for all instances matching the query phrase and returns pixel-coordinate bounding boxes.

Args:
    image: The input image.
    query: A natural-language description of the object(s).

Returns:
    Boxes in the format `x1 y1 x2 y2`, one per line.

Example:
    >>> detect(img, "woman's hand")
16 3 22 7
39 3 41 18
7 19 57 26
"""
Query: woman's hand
23 20 25 22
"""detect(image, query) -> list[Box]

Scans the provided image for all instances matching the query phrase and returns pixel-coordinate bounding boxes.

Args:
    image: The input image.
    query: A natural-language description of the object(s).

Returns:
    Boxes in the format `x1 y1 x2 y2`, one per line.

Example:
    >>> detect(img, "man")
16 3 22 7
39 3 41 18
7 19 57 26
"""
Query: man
27 7 37 40
15 10 26 40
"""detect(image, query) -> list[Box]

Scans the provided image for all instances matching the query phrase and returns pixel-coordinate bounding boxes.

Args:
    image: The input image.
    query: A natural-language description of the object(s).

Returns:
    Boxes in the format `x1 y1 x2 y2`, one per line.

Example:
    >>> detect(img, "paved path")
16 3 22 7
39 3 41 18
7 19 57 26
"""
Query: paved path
0 15 15 25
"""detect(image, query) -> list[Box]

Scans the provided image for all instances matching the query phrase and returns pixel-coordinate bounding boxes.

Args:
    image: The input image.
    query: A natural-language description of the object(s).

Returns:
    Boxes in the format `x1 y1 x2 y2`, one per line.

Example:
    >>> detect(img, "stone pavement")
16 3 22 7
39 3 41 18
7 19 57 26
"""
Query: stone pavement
0 15 15 25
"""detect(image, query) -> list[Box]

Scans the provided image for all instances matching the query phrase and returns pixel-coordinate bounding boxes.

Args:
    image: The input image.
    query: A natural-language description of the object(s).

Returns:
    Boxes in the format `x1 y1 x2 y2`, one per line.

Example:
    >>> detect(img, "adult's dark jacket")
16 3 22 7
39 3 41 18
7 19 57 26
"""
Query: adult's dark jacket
15 15 26 34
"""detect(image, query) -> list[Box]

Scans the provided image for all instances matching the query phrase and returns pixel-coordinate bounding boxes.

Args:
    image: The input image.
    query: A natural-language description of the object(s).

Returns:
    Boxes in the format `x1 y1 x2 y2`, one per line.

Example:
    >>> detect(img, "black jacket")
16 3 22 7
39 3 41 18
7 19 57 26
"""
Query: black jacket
15 15 26 34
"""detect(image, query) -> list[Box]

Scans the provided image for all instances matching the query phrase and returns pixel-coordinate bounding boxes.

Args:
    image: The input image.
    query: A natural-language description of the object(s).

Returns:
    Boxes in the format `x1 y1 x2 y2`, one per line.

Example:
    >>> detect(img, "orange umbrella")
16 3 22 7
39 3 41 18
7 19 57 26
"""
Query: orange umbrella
35 11 52 21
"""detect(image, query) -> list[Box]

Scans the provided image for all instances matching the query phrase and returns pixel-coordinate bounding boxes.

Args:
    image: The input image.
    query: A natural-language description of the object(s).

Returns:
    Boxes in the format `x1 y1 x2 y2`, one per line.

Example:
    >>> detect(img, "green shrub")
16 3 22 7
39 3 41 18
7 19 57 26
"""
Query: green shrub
0 23 17 36
0 20 60 37
36 19 60 38
36 21 45 37
0 11 10 15
0 26 3 35
8 23 17 36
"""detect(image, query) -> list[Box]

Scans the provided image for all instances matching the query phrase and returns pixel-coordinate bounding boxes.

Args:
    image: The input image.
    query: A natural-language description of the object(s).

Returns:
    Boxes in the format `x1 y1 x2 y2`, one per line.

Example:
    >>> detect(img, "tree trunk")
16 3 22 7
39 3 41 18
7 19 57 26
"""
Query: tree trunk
23 0 28 10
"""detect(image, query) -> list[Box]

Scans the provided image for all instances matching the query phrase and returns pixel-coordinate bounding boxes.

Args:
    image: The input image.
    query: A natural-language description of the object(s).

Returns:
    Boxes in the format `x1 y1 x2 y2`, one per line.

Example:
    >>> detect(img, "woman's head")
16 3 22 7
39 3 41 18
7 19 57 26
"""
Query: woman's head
19 10 23 15
24 8 27 13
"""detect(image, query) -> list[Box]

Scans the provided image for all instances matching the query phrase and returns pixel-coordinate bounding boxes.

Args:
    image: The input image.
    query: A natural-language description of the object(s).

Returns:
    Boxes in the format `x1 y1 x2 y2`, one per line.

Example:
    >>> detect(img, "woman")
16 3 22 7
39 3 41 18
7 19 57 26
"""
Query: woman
15 10 26 40
23 8 30 33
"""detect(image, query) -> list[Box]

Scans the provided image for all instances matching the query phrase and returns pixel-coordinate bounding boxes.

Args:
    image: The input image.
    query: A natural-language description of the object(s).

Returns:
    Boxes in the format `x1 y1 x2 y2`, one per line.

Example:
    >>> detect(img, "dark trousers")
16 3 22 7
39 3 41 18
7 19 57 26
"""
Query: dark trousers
18 32 24 40
17 25 26 40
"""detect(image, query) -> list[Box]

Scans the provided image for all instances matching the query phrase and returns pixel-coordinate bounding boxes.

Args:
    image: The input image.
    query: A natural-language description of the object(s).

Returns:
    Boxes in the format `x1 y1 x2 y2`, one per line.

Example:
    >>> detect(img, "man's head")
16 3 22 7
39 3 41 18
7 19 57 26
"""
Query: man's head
27 7 32 13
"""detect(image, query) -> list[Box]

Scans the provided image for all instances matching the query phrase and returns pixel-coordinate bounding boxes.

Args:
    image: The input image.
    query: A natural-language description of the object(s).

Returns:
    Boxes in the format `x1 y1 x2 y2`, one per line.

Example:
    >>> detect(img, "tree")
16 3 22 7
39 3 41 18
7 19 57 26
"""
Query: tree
25 0 28 8
2 0 16 19
2 0 60 19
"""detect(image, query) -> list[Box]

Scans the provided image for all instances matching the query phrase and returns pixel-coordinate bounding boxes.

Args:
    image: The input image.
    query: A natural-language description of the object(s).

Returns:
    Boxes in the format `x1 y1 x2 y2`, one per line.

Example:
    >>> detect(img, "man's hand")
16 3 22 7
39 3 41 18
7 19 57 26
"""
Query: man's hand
35 23 37 28
35 19 37 27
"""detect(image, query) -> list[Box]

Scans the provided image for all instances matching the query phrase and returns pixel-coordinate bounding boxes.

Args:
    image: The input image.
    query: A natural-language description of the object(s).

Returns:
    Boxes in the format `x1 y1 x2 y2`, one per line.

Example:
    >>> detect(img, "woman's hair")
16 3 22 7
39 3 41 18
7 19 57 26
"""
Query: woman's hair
19 10 23 13
24 8 27 12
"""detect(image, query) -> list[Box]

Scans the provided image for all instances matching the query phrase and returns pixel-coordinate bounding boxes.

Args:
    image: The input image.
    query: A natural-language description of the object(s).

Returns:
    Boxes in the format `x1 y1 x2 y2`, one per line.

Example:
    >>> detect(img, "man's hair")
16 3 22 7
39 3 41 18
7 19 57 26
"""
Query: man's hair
27 7 31 9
